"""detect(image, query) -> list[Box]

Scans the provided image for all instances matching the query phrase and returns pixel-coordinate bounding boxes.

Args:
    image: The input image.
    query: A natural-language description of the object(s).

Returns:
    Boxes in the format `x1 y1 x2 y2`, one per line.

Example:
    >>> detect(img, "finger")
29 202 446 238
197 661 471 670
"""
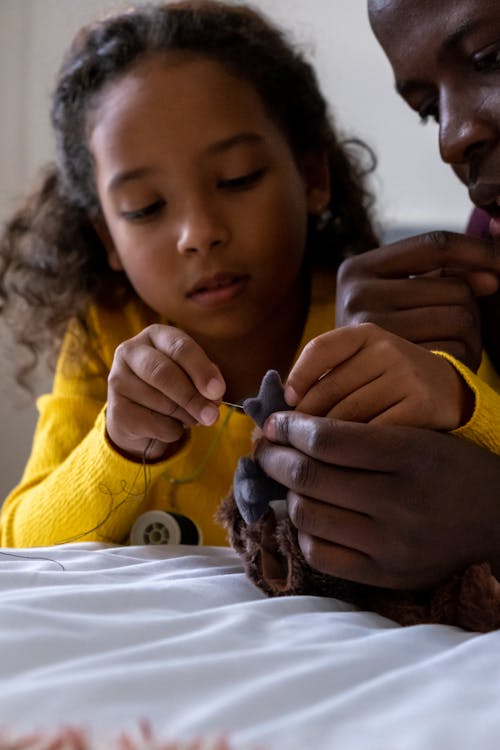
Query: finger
255 426 424 517
369 397 427 428
325 375 404 423
296 367 385 417
381 276 475 310
442 268 499 297
316 342 460 427
342 232 500 279
288 492 375 549
121 339 221 425
286 325 377 405
255 440 384 512
297 532 378 586
364 304 479 343
341 276 476 315
419 266 500 296
110 363 198 427
110 398 186 446
293 337 388 416
260 412 417 471
147 325 226 400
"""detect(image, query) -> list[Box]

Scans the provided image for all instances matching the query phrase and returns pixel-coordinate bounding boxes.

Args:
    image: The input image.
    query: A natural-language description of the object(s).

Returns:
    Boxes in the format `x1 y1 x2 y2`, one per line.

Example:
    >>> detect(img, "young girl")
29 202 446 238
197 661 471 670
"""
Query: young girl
0 0 376 548
0 0 496 550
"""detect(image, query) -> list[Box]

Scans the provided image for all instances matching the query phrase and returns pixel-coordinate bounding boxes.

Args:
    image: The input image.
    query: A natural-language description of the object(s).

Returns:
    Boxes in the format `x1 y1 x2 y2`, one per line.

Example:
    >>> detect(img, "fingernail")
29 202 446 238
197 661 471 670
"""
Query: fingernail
284 385 298 406
206 378 225 400
262 414 277 439
200 404 219 426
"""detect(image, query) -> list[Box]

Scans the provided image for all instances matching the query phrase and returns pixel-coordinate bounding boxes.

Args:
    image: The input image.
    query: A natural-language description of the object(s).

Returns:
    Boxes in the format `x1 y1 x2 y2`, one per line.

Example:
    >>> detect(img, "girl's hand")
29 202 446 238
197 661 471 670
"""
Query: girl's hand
106 324 225 461
256 413 500 589
335 231 500 372
285 322 471 431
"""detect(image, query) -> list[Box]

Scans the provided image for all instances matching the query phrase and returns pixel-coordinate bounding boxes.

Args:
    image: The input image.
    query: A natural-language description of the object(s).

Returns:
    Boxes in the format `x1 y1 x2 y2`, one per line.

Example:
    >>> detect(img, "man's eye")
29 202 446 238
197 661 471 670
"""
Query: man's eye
219 168 266 190
473 43 500 72
120 200 165 222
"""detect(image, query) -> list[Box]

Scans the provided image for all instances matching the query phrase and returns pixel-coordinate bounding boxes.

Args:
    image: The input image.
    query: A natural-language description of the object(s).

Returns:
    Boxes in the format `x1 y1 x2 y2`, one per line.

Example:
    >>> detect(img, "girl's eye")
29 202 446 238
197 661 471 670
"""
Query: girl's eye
473 42 500 72
419 100 439 125
219 168 266 190
120 200 165 222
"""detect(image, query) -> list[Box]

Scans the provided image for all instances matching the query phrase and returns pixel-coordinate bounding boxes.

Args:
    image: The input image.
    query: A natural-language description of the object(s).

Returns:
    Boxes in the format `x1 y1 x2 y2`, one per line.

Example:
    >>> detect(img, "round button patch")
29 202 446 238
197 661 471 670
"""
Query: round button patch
130 510 202 546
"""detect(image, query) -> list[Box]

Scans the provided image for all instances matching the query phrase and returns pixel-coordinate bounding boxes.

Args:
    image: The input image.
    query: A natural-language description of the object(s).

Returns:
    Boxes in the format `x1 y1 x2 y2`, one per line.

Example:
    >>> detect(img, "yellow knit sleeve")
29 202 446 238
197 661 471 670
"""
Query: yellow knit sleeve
433 351 500 456
0 311 170 547
0 402 174 547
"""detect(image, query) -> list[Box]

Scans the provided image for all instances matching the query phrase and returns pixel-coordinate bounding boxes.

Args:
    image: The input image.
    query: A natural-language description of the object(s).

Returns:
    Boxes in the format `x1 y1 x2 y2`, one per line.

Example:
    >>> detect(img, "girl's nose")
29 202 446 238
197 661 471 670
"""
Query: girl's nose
438 89 494 167
176 202 230 256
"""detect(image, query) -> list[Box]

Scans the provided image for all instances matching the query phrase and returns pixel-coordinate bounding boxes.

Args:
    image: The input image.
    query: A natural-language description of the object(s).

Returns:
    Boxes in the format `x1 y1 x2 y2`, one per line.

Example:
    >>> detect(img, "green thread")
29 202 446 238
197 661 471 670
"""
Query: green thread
52 406 238 545
53 456 152 545
157 407 236 512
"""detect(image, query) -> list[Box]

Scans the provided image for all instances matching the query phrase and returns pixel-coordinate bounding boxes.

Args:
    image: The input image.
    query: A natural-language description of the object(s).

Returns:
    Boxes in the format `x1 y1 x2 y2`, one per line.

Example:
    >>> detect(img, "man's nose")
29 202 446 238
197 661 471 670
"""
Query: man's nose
438 88 494 167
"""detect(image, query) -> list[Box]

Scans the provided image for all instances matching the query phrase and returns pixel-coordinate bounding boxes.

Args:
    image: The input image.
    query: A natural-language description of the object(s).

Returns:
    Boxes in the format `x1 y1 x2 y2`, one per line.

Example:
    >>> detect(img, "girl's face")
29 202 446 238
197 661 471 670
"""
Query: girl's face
89 54 329 342
369 0 500 236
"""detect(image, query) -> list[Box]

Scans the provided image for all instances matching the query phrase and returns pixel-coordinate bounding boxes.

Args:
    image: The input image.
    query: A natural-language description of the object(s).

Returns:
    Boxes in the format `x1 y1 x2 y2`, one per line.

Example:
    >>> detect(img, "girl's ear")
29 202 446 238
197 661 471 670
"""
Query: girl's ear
93 218 123 271
302 151 331 215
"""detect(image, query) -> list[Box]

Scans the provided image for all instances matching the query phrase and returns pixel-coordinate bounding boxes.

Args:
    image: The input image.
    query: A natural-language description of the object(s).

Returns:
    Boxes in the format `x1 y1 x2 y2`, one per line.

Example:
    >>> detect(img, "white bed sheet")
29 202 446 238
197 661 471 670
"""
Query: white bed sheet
0 543 499 749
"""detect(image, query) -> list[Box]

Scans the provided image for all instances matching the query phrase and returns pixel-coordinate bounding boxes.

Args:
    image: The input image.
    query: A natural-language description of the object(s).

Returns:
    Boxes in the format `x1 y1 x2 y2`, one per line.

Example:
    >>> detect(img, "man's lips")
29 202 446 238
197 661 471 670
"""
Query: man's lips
468 183 500 238
469 183 500 218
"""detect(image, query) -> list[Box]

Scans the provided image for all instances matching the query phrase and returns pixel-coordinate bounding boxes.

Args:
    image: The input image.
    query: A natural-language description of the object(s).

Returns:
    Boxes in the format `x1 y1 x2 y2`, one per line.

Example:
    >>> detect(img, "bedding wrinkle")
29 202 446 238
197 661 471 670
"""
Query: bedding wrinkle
0 545 499 749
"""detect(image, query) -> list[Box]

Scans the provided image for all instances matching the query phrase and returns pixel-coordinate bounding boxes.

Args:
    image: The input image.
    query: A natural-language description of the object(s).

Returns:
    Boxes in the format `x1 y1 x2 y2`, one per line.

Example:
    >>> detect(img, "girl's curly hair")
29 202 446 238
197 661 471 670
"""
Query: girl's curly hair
0 0 378 386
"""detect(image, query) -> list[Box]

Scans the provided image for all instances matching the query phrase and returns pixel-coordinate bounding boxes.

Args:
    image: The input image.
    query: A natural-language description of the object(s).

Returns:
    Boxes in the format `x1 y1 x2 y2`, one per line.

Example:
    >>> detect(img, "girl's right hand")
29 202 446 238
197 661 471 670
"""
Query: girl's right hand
106 324 226 461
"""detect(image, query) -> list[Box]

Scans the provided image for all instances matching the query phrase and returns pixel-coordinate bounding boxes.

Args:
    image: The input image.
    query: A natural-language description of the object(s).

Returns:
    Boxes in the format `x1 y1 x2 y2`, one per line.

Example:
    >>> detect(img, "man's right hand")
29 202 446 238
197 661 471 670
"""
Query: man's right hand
336 231 500 371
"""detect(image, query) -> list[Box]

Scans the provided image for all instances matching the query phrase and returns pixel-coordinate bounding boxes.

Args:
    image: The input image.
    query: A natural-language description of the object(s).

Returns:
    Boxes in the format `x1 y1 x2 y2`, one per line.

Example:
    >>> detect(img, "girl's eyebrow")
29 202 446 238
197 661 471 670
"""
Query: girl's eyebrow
205 132 264 156
108 166 159 194
107 133 264 194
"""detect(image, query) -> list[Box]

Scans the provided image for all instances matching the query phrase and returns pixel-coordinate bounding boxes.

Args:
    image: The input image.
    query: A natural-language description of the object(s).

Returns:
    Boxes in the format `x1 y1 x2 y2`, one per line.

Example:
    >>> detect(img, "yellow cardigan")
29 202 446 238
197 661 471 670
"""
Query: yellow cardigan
0 277 336 548
1 278 499 548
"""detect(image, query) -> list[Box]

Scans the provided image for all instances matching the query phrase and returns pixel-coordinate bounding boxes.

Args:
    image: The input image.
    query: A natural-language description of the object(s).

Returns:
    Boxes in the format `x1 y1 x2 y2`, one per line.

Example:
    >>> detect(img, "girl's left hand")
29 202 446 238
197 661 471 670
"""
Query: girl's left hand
284 322 471 431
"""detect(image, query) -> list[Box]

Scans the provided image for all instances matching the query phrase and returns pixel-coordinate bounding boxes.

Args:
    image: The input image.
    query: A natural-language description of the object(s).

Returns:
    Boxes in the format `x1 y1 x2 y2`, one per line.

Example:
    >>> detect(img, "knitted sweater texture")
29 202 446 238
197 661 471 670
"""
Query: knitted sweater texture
1 279 499 548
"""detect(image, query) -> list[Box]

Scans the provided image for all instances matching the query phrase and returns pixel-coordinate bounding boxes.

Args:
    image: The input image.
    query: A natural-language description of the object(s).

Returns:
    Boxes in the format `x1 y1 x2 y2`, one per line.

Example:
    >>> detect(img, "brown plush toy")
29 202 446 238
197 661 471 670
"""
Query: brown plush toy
217 371 500 632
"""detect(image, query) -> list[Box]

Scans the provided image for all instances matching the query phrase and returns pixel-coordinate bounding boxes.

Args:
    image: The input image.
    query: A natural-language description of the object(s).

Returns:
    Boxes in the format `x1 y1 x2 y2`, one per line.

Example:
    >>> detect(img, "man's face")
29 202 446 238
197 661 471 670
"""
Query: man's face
369 0 500 236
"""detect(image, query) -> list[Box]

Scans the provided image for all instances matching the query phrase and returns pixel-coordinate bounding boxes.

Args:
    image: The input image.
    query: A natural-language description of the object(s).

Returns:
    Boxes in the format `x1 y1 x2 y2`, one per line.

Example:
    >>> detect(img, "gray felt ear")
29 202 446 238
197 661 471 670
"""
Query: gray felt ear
242 370 290 427
233 456 287 524
232 370 293 524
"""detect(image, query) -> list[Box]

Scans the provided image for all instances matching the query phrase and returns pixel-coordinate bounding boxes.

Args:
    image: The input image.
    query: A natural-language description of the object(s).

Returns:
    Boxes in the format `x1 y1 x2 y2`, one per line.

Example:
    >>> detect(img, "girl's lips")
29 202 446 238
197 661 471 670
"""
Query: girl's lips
187 274 250 307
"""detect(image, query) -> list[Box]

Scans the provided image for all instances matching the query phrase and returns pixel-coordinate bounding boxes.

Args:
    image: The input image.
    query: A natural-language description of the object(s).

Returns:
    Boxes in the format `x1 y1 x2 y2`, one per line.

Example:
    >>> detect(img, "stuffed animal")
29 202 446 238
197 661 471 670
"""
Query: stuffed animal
217 370 500 632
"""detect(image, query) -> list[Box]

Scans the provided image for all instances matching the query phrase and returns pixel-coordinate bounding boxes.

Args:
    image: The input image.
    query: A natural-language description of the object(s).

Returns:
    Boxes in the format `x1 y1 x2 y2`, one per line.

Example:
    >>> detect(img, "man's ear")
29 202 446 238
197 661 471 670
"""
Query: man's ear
93 218 123 271
301 151 331 216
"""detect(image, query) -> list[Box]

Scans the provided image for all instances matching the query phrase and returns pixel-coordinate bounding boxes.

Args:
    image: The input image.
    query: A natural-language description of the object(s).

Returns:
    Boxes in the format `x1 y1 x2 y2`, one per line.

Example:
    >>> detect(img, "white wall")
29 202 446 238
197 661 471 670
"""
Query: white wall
0 0 473 500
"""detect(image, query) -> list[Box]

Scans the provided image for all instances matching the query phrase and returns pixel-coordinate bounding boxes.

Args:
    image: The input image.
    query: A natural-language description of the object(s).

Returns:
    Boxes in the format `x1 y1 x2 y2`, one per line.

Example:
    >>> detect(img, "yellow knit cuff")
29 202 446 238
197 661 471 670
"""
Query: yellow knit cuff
95 406 182 479
432 351 500 455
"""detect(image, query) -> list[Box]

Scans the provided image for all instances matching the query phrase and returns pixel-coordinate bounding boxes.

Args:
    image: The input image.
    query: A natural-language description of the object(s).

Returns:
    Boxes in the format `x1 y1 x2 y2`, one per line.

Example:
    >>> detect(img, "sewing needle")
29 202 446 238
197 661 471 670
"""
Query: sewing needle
221 400 245 412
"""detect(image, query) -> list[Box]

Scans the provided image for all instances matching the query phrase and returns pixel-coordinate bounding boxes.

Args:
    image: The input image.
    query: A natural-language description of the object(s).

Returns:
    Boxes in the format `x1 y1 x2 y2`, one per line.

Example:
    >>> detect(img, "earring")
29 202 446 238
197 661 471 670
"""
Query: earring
316 207 333 232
